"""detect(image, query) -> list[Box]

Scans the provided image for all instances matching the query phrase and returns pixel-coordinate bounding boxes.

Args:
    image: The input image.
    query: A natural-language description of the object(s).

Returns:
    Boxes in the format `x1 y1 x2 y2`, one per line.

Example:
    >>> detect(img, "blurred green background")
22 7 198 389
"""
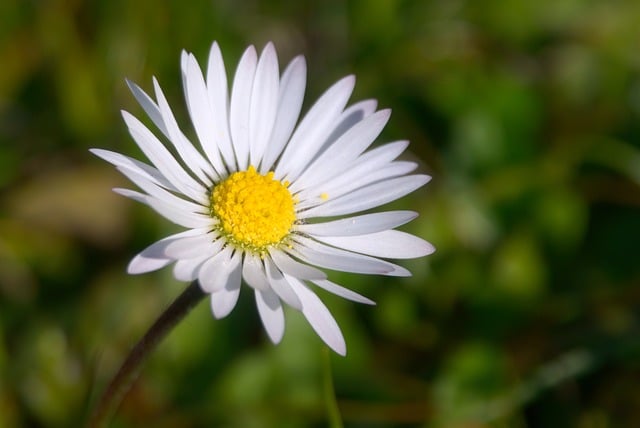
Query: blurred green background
2 0 640 426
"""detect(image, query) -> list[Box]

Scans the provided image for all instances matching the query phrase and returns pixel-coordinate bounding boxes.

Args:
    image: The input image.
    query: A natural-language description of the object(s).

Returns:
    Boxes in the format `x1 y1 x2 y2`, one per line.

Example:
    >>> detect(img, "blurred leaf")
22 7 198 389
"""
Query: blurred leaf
432 342 509 425
14 324 86 427
491 230 546 299
533 186 587 252
5 164 131 248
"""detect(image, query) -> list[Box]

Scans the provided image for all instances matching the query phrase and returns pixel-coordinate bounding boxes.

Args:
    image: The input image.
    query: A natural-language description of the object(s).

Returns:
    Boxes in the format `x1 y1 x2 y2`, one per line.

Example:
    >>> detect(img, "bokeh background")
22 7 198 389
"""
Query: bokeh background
2 0 640 426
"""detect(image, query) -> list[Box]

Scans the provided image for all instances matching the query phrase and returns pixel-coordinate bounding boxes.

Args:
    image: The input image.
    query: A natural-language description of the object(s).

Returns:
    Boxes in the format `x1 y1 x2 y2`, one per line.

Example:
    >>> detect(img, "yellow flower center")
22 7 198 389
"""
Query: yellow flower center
211 166 296 252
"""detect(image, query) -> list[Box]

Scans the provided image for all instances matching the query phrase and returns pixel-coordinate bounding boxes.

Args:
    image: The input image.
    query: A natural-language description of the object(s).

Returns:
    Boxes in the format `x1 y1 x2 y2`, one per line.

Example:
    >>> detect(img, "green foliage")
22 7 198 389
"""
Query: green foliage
1 0 640 426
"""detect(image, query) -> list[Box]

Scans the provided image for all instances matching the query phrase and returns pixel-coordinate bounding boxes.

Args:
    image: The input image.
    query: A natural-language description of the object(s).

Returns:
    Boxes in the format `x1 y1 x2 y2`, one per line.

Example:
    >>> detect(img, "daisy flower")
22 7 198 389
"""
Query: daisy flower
92 41 434 355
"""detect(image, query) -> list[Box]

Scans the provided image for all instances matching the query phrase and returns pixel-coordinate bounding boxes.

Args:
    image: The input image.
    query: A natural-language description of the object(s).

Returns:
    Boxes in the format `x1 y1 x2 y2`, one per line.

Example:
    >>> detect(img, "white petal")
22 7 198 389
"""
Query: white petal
259 56 306 173
115 165 208 212
114 188 212 229
113 186 197 216
163 232 223 259
126 79 169 138
255 289 285 344
364 139 410 161
206 42 236 168
296 139 411 201
90 149 176 191
127 228 207 274
291 109 391 192
121 111 206 202
152 77 216 184
311 279 375 305
249 42 279 166
296 161 418 210
322 99 378 148
268 249 326 280
183 54 227 175
131 228 206 255
290 236 410 276
299 175 431 219
264 257 302 310
242 253 269 290
333 160 418 197
287 277 346 356
198 247 239 292
180 50 190 103
290 244 390 276
316 230 435 259
297 211 418 236
340 160 418 190
173 254 210 281
275 75 355 181
128 256 172 275
210 263 242 319
229 45 257 171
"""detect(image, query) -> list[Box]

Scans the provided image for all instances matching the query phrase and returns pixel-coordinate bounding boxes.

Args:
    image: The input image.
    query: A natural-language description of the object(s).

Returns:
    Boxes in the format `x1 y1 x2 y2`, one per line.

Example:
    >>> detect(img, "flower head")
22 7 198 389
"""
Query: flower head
93 42 434 355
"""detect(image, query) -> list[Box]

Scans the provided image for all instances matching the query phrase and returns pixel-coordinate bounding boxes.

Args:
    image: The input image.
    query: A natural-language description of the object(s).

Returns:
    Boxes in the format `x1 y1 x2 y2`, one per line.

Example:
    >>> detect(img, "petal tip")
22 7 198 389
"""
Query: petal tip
423 242 436 256
333 344 347 357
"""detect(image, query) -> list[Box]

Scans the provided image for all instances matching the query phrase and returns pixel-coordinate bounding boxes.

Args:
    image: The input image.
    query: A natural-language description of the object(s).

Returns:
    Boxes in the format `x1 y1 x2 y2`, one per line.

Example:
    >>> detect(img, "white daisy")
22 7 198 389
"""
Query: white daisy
93 41 434 355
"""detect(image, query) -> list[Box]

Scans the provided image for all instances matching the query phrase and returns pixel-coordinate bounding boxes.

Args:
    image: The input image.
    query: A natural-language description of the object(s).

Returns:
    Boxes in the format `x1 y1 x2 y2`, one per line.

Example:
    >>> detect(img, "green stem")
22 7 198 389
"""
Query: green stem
322 346 344 428
86 280 206 427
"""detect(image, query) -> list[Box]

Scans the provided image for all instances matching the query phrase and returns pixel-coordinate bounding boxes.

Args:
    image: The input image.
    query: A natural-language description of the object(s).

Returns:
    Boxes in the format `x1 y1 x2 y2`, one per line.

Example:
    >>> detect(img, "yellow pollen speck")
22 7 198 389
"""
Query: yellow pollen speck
320 192 329 201
210 166 296 252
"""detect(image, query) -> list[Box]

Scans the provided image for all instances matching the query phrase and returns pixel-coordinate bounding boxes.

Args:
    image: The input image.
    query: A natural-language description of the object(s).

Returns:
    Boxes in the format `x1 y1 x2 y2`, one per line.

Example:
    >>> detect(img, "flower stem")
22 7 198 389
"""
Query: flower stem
322 346 344 428
87 280 206 427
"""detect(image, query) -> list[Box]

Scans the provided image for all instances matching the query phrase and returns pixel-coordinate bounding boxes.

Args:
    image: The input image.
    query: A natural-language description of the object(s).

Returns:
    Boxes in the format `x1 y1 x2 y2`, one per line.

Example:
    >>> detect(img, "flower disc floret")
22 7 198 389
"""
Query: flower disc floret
211 166 295 251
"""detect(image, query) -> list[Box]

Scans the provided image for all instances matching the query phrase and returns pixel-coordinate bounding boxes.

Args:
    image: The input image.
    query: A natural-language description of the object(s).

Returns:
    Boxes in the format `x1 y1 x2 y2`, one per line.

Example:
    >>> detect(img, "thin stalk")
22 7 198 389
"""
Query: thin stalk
87 280 206 427
322 346 344 428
